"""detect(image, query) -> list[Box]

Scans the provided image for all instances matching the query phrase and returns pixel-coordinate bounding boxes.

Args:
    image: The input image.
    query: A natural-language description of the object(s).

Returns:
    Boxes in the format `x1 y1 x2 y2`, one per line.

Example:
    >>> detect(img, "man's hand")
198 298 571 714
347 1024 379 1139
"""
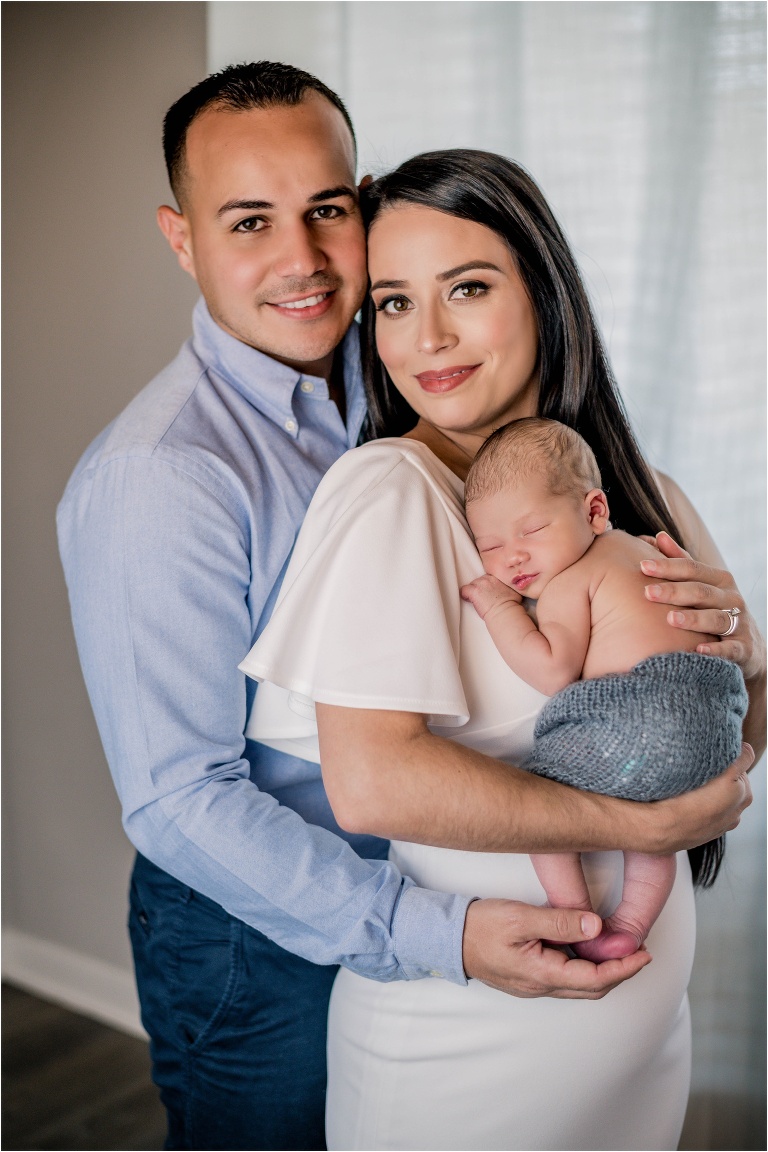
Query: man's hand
462 899 651 999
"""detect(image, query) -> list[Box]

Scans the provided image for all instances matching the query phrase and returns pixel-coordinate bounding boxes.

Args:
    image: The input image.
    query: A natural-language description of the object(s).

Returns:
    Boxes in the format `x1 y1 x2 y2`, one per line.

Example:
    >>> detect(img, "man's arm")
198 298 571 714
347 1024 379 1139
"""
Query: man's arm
316 704 753 853
462 900 651 997
57 452 469 984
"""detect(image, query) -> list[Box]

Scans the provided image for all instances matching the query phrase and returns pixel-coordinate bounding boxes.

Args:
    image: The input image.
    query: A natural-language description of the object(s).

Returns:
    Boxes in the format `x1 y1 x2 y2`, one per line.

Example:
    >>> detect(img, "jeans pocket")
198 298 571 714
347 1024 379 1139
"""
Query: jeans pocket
128 873 153 939
169 890 243 1051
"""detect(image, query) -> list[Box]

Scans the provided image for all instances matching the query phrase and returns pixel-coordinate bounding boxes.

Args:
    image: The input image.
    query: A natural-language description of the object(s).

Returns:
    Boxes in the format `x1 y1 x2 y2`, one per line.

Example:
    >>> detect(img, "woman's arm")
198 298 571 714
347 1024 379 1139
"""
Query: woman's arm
316 703 753 854
644 474 766 757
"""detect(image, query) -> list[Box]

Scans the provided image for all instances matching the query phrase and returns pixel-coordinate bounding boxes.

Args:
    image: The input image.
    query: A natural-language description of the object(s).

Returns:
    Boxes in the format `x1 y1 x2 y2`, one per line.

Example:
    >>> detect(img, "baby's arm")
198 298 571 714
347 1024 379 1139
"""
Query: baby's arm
460 571 591 695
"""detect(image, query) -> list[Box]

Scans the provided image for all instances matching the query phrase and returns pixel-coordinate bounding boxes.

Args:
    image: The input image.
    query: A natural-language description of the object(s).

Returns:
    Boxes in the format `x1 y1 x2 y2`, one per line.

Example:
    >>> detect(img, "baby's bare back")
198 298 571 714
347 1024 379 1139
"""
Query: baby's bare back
541 530 715 681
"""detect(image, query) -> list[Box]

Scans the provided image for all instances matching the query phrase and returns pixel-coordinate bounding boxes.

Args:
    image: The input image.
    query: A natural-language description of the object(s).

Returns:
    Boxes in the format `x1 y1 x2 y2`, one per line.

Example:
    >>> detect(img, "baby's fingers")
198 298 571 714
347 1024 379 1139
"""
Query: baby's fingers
461 577 497 616
461 575 522 616
460 580 484 604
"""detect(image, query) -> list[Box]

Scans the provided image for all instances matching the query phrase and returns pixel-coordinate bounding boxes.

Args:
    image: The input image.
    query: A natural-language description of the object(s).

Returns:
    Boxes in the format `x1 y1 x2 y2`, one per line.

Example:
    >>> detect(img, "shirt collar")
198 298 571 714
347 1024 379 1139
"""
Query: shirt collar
191 298 366 446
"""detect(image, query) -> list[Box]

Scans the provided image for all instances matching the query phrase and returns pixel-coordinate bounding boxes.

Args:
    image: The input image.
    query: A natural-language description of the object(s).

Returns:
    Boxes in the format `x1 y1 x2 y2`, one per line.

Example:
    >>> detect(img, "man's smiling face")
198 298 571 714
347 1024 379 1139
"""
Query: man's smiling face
158 93 368 378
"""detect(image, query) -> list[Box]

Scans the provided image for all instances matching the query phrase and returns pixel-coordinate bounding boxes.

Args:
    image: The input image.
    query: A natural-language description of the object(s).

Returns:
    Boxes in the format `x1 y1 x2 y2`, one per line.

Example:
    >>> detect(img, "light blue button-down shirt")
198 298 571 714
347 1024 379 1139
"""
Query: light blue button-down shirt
57 299 470 984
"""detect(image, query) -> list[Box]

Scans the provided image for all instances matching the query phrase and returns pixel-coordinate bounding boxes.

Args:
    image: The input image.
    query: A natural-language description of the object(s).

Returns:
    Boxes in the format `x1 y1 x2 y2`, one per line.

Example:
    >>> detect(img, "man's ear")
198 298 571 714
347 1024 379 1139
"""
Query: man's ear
157 205 197 280
585 488 610 535
358 174 374 191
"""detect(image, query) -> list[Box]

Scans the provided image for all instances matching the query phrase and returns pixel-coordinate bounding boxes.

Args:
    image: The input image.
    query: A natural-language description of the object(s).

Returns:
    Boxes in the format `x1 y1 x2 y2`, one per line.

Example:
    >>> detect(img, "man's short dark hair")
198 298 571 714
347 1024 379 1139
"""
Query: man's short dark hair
163 61 357 206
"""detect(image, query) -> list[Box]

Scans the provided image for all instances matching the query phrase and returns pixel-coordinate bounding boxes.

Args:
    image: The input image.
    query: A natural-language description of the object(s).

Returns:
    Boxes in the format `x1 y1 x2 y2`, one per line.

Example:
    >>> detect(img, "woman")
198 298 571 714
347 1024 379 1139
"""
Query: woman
240 151 764 1150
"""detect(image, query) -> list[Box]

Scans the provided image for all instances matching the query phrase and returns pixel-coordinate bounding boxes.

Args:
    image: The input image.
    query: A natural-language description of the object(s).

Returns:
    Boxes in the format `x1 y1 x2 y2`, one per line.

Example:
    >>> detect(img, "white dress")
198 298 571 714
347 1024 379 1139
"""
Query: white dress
240 439 694 1152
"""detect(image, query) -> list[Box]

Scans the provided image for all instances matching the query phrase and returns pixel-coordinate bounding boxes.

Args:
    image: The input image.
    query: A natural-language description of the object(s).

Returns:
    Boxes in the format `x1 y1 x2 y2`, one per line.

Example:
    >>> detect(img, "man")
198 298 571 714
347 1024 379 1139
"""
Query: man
58 62 750 1150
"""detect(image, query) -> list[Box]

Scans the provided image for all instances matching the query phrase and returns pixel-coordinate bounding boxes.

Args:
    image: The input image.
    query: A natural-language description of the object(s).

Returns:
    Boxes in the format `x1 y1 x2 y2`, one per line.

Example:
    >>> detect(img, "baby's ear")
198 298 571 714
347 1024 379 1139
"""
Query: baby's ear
585 489 610 535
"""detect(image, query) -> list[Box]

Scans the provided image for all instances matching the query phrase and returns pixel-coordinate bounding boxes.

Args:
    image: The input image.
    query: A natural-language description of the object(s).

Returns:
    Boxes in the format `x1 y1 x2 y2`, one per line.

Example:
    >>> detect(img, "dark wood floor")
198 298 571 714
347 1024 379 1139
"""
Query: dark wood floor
2 981 765 1151
2 983 166 1151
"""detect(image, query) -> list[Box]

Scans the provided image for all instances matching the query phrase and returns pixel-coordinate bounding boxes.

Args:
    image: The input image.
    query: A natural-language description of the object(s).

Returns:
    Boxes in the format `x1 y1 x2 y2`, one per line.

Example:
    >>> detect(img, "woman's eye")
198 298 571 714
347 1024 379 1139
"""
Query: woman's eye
378 296 412 315
451 281 487 300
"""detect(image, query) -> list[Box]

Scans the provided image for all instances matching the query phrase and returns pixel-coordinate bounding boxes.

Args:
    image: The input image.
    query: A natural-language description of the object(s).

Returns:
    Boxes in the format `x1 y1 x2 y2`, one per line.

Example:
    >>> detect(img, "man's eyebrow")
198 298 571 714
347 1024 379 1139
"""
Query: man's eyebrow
307 185 357 204
215 186 357 219
437 261 504 280
216 199 273 218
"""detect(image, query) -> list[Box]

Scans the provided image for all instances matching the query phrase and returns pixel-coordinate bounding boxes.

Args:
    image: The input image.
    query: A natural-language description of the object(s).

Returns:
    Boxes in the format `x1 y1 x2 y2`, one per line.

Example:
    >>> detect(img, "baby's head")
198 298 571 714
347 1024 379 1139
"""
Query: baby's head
465 418 610 598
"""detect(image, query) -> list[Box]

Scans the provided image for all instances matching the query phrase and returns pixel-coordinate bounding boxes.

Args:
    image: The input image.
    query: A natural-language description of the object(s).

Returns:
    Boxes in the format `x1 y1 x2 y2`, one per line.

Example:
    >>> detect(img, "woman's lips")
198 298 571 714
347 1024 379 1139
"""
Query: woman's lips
414 364 480 393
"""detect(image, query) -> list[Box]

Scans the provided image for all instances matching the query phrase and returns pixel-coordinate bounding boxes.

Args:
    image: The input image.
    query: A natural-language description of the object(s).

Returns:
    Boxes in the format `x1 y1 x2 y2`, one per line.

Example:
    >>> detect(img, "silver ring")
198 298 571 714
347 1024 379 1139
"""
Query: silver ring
720 607 741 637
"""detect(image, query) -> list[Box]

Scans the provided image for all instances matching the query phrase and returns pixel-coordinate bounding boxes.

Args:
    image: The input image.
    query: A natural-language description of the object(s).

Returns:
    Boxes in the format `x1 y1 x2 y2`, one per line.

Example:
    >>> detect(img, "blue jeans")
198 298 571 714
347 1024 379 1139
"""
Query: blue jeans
129 853 338 1150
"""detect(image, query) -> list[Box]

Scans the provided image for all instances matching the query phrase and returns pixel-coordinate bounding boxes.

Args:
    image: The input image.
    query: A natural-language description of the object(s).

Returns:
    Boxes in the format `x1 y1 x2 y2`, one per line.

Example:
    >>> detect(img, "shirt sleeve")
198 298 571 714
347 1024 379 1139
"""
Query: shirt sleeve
241 444 470 728
57 449 471 985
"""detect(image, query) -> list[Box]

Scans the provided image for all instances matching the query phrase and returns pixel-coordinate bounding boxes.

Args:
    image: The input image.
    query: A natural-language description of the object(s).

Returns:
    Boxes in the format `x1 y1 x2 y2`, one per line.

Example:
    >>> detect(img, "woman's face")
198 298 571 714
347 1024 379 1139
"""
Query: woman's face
368 204 540 441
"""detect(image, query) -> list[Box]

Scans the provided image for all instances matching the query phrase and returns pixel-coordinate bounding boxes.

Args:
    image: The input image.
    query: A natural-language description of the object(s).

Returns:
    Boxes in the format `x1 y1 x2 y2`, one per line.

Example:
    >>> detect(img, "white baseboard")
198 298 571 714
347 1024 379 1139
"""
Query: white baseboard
2 927 146 1039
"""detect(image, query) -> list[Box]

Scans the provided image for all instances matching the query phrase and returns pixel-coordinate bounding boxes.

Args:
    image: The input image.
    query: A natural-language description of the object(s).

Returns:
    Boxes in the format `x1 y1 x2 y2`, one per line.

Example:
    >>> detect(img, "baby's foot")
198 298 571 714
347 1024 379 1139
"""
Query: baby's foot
572 919 644 963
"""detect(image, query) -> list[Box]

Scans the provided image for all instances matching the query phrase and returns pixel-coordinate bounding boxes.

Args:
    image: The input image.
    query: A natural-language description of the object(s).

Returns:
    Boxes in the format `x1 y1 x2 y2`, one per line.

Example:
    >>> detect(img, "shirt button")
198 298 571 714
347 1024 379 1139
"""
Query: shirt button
300 380 315 394
284 418 297 433
429 970 443 979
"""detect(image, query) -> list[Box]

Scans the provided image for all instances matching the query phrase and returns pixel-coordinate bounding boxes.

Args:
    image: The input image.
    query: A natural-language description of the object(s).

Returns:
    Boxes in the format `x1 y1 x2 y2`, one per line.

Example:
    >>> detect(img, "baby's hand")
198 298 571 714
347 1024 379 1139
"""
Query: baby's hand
460 574 523 620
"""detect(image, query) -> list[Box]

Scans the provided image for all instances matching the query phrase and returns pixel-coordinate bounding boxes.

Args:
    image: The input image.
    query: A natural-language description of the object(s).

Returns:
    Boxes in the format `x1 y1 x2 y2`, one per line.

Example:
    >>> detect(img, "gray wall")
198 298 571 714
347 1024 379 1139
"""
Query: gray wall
2 2 206 969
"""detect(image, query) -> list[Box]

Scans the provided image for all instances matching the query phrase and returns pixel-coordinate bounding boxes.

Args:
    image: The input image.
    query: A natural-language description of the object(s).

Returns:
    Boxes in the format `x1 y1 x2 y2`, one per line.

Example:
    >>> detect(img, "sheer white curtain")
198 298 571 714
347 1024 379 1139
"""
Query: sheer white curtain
210 0 765 1136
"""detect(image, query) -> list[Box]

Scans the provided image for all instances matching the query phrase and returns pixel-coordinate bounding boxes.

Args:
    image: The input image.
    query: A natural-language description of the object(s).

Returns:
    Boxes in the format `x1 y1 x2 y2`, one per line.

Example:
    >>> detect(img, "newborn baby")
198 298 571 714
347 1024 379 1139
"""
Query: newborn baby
461 417 747 962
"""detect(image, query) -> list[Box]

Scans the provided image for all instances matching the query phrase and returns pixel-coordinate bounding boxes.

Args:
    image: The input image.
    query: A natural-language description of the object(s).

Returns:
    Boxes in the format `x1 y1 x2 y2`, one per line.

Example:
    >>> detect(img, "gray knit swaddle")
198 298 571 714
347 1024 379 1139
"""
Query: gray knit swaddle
525 652 747 801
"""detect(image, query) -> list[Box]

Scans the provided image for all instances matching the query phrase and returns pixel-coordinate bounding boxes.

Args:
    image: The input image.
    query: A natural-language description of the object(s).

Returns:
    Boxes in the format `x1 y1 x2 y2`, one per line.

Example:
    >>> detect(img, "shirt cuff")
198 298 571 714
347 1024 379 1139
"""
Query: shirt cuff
391 881 473 985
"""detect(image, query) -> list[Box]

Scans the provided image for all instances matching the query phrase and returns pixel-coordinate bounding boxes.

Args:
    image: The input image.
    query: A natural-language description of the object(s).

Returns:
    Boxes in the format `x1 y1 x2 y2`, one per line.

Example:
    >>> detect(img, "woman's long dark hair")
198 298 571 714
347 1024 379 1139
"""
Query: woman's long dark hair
360 149 721 888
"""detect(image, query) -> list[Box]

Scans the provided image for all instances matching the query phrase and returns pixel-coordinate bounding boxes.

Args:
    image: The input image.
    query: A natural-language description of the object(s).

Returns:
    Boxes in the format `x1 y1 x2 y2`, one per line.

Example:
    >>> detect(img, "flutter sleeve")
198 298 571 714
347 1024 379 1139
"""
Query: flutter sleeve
240 442 470 756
